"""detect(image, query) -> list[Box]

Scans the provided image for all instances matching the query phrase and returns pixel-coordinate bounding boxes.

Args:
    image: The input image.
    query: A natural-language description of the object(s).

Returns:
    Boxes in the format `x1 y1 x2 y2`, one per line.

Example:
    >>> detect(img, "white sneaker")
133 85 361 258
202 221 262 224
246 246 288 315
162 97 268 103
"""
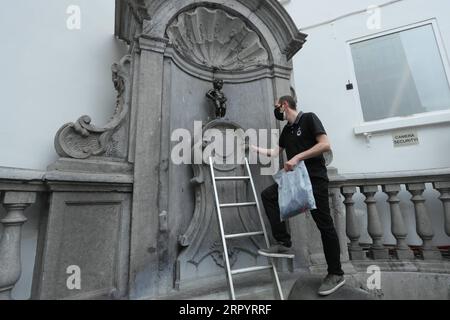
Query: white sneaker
258 244 295 259
318 274 346 296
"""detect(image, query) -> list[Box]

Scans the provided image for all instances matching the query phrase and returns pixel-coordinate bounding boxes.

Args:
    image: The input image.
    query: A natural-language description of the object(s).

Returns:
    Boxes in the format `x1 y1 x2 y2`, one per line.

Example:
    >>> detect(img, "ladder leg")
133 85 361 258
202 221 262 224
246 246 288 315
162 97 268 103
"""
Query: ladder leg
244 158 285 300
209 157 236 300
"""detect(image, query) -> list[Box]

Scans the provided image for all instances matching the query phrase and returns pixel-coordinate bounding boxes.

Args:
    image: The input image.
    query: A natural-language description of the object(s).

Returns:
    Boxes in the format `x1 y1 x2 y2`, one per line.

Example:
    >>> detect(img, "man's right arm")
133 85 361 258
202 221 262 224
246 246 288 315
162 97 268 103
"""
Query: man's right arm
250 145 283 157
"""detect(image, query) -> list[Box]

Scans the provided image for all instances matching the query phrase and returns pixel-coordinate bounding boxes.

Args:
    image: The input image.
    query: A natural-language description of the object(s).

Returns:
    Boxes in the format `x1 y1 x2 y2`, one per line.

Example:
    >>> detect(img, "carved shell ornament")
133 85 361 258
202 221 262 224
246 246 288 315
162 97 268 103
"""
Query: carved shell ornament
167 7 269 71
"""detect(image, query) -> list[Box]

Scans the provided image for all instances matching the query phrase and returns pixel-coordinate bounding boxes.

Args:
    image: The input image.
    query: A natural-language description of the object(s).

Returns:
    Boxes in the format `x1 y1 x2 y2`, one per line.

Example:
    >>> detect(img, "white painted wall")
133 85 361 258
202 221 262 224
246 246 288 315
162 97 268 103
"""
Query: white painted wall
0 0 128 170
2 0 447 175
0 0 127 300
283 0 391 29
283 0 450 247
285 0 450 174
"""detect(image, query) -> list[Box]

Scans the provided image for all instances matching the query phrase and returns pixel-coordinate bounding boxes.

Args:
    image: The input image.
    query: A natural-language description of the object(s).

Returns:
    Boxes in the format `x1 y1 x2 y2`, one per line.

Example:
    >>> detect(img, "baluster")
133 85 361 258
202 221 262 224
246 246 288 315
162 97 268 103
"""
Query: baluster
361 186 389 260
432 182 450 256
329 187 349 262
341 186 365 260
382 184 414 260
0 192 36 300
407 184 442 260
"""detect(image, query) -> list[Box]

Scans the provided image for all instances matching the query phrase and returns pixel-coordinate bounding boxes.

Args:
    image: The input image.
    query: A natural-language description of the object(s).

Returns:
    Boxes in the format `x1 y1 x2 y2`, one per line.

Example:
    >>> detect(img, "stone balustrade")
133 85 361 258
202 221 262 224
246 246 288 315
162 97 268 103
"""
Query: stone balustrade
329 168 450 262
0 167 43 300
0 165 133 300
1 164 449 299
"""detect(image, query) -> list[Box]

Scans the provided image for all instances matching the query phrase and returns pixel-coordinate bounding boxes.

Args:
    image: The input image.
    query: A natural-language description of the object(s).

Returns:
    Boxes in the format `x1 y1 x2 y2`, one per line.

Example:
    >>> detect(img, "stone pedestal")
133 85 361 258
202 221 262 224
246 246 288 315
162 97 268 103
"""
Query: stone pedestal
31 162 133 300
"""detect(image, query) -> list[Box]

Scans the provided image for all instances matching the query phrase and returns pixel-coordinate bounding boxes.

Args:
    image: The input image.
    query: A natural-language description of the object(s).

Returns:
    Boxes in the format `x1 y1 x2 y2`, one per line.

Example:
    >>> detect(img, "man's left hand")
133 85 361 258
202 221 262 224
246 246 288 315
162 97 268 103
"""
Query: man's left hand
284 158 299 171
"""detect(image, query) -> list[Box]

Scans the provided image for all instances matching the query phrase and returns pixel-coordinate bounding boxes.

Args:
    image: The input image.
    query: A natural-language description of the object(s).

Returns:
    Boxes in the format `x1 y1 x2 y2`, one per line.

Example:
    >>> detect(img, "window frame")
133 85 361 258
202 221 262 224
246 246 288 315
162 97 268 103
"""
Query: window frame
347 19 450 135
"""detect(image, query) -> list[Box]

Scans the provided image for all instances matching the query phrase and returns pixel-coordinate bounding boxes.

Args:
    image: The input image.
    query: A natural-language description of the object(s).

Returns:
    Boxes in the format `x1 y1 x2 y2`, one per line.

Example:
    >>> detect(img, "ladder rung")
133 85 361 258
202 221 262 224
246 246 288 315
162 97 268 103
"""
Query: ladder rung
231 265 273 275
225 231 264 240
220 202 257 208
215 176 250 181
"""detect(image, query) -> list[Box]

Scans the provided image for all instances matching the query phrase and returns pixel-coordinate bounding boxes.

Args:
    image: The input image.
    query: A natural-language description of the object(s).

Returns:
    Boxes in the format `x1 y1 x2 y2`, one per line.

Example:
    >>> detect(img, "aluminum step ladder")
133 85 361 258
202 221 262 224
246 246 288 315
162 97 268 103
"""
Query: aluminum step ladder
209 156 284 300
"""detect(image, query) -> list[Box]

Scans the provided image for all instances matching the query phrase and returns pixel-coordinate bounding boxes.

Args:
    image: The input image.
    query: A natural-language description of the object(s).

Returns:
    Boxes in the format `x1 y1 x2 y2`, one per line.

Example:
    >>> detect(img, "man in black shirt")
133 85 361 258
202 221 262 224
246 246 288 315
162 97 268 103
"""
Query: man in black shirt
251 95 345 296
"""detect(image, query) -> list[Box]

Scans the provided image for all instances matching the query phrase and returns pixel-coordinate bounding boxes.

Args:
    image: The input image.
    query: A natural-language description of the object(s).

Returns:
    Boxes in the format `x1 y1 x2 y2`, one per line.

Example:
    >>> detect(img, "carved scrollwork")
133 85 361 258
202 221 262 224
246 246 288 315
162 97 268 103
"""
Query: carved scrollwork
126 0 151 24
167 7 269 71
54 55 132 159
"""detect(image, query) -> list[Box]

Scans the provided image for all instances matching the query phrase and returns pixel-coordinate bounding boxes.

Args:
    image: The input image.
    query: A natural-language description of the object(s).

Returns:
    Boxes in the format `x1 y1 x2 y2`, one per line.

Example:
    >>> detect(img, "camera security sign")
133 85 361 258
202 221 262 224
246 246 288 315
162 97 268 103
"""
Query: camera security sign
392 130 420 147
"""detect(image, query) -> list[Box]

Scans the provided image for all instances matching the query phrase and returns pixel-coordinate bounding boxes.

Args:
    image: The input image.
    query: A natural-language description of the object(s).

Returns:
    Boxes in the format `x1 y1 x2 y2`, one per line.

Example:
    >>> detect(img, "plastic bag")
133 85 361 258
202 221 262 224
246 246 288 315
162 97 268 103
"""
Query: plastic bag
273 161 317 221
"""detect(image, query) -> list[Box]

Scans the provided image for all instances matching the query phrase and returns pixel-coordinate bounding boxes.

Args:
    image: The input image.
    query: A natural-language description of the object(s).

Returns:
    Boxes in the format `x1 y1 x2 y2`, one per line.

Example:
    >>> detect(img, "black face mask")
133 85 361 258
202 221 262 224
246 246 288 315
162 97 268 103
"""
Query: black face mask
274 107 285 121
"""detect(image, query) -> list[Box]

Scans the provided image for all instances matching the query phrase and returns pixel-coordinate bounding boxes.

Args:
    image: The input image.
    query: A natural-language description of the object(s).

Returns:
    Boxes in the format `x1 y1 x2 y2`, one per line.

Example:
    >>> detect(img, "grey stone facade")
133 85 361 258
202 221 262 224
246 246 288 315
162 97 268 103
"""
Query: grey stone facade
28 0 308 300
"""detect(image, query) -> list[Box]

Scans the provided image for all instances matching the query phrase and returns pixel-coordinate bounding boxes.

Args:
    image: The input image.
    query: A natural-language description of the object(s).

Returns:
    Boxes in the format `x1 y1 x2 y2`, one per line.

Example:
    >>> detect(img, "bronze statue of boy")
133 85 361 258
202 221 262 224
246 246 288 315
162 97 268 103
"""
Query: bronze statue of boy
206 79 227 118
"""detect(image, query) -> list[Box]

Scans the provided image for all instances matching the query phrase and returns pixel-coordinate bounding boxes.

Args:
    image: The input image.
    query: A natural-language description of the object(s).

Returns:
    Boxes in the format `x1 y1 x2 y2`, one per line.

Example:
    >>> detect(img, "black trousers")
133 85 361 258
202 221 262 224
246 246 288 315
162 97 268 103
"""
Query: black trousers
261 178 344 276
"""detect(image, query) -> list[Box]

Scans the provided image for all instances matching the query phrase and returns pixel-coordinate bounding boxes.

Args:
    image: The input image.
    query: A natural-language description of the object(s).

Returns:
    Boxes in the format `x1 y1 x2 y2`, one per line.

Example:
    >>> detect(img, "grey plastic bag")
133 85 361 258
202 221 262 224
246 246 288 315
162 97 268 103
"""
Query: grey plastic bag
273 162 317 221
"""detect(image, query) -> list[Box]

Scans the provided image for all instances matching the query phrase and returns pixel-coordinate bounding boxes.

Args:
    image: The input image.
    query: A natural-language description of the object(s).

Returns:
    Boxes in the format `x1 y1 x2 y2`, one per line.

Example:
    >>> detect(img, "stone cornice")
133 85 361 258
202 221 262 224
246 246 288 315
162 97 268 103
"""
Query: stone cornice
115 0 307 61
137 35 169 53
0 162 134 193
115 0 150 43
329 167 450 188
235 0 307 60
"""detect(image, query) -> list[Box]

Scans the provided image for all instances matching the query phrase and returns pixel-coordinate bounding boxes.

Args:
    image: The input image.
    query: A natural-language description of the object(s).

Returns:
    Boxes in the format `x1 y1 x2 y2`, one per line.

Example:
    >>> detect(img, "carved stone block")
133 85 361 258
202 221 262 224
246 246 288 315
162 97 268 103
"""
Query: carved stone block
32 192 131 300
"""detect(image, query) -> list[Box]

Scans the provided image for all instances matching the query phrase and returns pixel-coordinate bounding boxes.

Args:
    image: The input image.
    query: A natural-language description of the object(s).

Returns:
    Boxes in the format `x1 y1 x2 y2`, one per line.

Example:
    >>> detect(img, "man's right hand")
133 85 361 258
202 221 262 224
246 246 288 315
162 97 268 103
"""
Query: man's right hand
250 145 259 153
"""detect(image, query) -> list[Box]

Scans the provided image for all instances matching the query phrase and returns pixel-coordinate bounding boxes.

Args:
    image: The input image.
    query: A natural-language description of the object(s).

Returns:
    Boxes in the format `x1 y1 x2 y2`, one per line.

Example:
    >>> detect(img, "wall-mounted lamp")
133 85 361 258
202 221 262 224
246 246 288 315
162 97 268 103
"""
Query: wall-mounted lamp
346 81 354 90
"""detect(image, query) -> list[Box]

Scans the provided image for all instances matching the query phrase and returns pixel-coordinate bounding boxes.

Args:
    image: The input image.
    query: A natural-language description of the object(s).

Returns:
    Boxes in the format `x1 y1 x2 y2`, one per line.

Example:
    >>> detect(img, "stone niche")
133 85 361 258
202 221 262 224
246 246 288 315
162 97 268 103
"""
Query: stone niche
34 0 307 300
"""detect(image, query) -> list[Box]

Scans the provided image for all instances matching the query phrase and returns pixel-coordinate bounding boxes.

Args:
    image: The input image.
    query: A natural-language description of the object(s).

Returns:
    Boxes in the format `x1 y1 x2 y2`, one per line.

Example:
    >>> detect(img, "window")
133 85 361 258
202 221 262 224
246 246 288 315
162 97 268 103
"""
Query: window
351 23 450 122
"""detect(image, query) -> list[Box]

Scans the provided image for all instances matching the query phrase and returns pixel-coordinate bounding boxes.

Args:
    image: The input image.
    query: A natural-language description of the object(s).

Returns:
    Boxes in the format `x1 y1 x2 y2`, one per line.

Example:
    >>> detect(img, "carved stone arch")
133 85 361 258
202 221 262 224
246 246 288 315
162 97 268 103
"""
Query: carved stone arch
135 0 306 67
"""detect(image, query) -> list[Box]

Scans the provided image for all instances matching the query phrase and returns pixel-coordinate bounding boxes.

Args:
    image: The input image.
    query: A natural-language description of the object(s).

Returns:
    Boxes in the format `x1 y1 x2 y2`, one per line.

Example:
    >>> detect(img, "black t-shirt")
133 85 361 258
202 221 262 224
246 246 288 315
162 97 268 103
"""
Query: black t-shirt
279 112 329 181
